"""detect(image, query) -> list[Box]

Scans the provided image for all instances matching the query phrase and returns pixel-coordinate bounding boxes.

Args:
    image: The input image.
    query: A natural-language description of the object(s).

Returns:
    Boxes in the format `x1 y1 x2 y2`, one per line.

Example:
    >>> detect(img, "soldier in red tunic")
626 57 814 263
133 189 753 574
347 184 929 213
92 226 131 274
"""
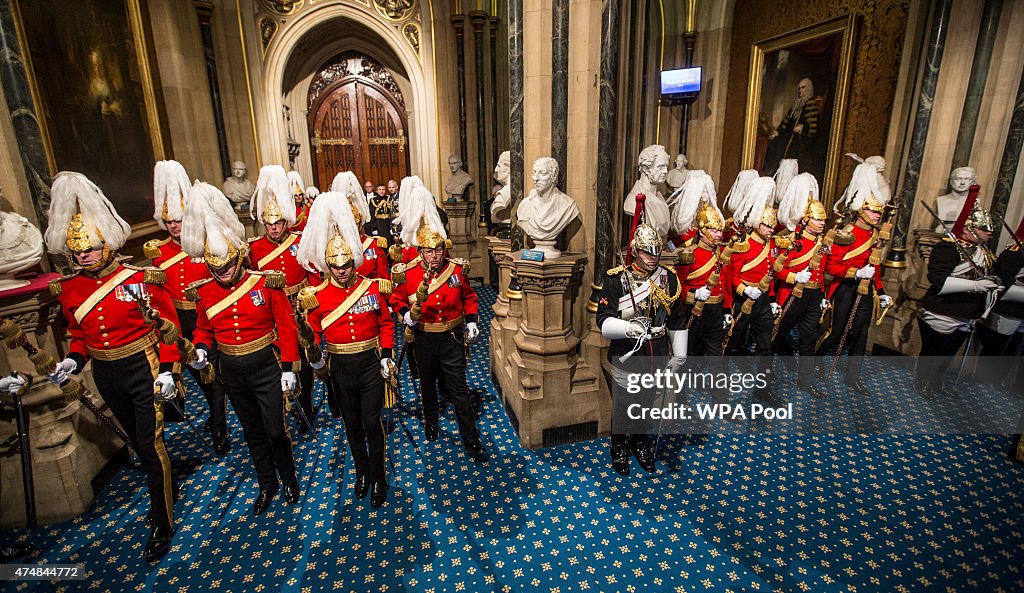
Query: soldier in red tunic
287 170 311 232
331 171 391 280
391 187 486 462
772 173 828 399
184 182 301 516
297 192 396 507
248 165 319 432
145 160 230 454
44 172 182 562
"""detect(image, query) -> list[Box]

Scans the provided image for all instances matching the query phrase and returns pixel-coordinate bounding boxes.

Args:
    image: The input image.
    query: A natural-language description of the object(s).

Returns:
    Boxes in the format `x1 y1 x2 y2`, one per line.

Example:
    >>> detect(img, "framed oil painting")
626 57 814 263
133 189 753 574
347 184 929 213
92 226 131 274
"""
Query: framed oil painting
13 0 168 233
742 15 858 209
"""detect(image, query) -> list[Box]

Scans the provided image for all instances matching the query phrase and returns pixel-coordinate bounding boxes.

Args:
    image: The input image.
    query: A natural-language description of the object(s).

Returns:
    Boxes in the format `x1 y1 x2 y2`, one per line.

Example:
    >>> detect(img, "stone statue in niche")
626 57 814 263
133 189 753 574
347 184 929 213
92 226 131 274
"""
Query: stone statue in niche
223 161 255 208
516 157 580 259
934 166 977 233
444 154 474 202
665 153 690 194
0 205 44 291
624 144 672 237
490 151 512 225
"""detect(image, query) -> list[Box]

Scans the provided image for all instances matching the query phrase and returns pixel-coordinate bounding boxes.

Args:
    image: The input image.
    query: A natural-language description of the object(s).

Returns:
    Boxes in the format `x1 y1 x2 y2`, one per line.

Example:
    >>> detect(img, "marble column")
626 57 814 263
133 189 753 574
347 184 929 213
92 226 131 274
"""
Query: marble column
551 0 568 192
489 16 500 175
989 64 1024 248
0 0 52 228
508 0 524 250
951 0 1003 170
621 0 637 199
593 0 621 288
452 14 469 166
487 237 514 392
194 0 231 180
885 0 953 267
470 11 489 227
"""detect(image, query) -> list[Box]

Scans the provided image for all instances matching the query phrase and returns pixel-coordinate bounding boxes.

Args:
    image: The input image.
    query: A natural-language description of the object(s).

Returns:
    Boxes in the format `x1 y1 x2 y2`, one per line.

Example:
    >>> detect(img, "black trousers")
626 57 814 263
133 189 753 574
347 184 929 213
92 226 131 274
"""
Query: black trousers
411 326 481 447
688 301 724 357
329 350 386 484
977 322 1024 390
916 317 971 387
219 346 296 489
93 348 175 529
773 289 823 376
817 281 874 382
726 293 774 362
176 308 227 434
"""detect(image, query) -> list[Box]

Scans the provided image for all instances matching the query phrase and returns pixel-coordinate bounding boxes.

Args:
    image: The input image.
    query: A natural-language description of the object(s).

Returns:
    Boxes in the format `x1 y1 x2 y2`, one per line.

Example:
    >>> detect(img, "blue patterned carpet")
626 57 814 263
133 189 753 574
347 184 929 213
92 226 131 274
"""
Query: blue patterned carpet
3 286 1023 593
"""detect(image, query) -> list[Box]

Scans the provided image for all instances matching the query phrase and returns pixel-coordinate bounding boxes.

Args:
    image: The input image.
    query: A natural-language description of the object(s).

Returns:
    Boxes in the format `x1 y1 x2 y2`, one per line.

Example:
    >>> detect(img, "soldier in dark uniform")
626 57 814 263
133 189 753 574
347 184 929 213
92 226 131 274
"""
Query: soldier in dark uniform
916 202 1000 399
45 171 182 562
184 182 302 516
977 216 1024 393
390 186 486 462
297 192 396 507
597 221 685 476
146 160 230 454
248 165 319 433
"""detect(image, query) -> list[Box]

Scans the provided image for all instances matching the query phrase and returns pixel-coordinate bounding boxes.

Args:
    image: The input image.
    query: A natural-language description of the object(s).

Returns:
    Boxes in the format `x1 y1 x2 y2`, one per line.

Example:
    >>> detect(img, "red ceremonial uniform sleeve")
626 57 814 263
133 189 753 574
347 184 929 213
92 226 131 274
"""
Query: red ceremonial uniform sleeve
720 263 734 309
460 266 479 323
269 284 299 364
305 300 324 335
373 245 389 279
376 287 395 349
58 293 91 367
390 275 412 315
727 246 749 296
192 296 215 353
824 243 856 280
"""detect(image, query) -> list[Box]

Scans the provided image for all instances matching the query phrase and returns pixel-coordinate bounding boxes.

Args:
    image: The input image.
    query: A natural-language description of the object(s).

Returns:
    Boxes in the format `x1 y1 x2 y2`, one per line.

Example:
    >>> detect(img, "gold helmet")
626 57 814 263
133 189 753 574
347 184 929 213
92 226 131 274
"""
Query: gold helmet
760 204 778 228
966 204 994 232
182 182 248 277
416 217 448 249
45 172 130 269
325 233 355 267
296 191 364 273
65 212 100 253
862 192 886 213
251 165 296 226
630 222 663 257
695 201 725 231
805 198 827 221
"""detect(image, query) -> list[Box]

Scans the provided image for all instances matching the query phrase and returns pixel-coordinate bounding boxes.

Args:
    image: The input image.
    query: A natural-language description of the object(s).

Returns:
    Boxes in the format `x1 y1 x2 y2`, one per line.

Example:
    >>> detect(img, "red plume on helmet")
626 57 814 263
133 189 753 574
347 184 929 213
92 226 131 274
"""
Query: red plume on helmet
950 184 981 238
625 193 646 266
1014 213 1024 244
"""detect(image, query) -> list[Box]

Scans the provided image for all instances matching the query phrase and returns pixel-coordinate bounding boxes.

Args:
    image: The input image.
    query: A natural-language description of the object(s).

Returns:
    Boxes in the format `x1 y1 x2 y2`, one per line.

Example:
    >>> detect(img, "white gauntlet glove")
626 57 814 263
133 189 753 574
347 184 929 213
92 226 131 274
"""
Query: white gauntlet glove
153 372 177 402
821 298 830 311
723 313 733 330
743 286 763 301
189 348 209 370
600 317 648 340
794 269 812 284
855 264 875 279
281 371 297 393
0 374 27 396
694 286 712 302
667 330 688 373
770 302 781 316
48 358 77 385
403 311 416 327
466 322 480 342
878 294 893 308
380 358 394 379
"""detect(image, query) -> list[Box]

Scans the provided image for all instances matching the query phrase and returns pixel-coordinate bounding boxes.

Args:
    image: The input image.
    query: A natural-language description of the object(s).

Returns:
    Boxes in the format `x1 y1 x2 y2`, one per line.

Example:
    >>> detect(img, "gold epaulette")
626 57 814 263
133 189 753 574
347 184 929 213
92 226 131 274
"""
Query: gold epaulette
388 243 403 262
451 257 471 275
676 248 695 265
375 237 388 250
606 265 625 276
143 237 170 259
125 264 166 285
376 278 394 295
731 238 751 254
832 225 855 246
247 236 260 244
774 234 794 250
185 278 214 302
254 270 286 289
297 280 327 311
48 272 79 297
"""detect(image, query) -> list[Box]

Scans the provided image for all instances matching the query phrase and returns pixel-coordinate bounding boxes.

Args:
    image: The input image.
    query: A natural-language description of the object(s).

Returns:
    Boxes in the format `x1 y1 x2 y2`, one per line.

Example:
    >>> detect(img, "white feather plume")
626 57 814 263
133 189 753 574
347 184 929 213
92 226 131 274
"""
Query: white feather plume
737 177 776 228
772 159 799 205
724 169 759 214
671 170 717 233
330 171 371 225
306 186 320 198
287 170 304 195
45 171 131 255
250 165 295 225
181 182 245 259
297 191 364 273
837 161 889 213
153 160 191 229
777 173 819 231
400 186 448 246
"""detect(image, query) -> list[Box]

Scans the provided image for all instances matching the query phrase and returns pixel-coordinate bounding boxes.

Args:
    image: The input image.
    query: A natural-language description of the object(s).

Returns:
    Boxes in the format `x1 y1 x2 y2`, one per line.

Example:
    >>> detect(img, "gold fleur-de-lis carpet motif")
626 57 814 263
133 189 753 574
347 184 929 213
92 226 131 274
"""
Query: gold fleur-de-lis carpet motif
3 286 1023 592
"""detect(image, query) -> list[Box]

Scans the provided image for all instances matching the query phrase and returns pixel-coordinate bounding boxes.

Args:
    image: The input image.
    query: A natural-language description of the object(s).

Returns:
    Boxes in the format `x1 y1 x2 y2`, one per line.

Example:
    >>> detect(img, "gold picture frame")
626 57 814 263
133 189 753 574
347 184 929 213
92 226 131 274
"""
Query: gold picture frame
742 14 858 209
12 0 168 237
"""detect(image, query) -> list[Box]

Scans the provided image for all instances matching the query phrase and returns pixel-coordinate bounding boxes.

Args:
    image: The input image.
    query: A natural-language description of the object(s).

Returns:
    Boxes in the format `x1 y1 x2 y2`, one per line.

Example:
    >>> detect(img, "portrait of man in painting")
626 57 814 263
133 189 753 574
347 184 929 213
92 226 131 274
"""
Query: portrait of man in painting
17 0 163 226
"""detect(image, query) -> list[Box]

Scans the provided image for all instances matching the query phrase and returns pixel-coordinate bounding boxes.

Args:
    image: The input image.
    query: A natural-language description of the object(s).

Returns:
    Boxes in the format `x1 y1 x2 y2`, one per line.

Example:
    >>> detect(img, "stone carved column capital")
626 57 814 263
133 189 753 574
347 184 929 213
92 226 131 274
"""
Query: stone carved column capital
451 14 467 35
468 10 488 31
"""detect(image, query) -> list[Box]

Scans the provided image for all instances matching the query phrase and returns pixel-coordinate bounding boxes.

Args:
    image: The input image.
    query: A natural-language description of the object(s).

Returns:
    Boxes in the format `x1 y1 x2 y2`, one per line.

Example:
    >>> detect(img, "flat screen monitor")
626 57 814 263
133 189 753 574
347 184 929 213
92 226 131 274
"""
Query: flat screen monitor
660 67 702 97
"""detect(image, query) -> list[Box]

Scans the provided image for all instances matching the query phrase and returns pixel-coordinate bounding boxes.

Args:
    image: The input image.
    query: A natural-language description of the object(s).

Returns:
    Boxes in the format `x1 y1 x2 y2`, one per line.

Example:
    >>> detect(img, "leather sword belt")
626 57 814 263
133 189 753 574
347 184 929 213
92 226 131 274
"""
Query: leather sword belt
284 279 309 297
88 331 159 361
219 330 278 357
418 315 464 333
326 336 380 355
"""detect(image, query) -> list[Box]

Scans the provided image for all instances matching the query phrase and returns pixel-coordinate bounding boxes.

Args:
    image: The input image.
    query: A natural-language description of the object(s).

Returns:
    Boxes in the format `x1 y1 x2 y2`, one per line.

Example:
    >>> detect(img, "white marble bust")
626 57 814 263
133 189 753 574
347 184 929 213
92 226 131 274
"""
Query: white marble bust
516 157 579 258
665 153 690 193
490 150 512 224
934 166 976 232
624 144 672 236
444 154 474 202
0 209 44 291
223 160 255 207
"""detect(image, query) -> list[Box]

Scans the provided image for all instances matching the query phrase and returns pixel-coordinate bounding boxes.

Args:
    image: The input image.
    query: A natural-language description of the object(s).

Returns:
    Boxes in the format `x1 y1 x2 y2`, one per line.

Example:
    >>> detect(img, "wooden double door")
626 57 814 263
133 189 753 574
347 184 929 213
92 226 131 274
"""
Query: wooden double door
308 78 409 189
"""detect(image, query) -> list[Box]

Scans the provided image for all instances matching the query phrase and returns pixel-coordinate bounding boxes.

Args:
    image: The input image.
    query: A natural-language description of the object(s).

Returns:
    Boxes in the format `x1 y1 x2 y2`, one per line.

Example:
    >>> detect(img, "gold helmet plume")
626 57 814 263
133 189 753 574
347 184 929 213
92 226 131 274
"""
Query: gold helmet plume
181 182 247 272
45 172 130 257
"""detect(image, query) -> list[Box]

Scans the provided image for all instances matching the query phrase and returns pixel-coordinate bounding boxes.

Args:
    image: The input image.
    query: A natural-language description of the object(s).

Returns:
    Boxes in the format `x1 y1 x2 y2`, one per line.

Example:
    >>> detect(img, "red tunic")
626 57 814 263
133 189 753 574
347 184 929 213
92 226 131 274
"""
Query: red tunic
293 204 310 232
357 236 390 279
147 237 211 309
727 233 775 300
675 241 733 309
248 233 319 296
304 277 395 353
53 264 182 370
775 230 825 305
390 260 478 326
191 271 300 365
823 222 884 298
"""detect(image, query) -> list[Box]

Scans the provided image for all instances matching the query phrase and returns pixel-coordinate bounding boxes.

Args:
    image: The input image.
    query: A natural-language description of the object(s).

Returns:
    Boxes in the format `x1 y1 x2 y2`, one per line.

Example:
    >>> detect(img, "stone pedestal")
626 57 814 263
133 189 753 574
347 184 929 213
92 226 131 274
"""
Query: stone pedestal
0 275 122 529
505 253 599 449
445 202 482 279
488 237 514 391
236 206 259 239
477 223 493 285
581 286 612 437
